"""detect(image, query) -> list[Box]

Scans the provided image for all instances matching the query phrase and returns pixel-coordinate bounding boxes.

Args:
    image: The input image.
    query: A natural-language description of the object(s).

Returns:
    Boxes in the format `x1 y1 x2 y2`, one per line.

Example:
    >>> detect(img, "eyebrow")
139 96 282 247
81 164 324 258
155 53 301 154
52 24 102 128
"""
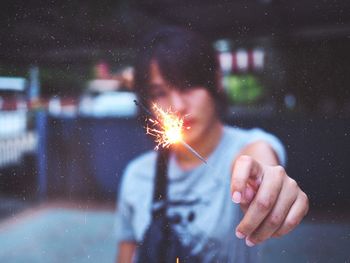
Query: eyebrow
148 83 167 90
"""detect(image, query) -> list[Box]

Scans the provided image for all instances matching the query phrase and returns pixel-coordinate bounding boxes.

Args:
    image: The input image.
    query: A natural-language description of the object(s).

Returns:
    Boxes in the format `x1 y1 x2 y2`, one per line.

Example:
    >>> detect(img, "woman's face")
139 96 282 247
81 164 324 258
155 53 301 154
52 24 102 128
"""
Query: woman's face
147 60 220 146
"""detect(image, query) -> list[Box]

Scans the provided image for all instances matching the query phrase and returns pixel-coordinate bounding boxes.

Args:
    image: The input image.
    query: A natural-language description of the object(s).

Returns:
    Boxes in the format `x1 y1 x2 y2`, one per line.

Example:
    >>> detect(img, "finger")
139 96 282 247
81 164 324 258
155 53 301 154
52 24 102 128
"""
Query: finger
235 166 284 242
246 177 299 245
272 191 309 238
240 185 256 213
231 155 262 204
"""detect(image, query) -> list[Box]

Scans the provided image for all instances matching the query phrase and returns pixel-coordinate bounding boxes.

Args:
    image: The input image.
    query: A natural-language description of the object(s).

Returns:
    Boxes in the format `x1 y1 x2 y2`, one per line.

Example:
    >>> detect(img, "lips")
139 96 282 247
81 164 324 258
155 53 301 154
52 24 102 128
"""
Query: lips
183 119 195 129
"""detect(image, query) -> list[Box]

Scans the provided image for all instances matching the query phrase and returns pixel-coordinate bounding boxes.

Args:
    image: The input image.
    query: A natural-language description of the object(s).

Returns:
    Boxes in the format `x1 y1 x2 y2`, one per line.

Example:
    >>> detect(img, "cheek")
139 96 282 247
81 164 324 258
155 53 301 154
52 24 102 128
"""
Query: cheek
151 98 169 110
197 95 216 115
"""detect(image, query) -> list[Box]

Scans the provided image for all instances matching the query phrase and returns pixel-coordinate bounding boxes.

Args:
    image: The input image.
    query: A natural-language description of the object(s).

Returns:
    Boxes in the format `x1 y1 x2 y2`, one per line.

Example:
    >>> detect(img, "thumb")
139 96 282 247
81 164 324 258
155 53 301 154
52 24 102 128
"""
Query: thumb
239 184 256 213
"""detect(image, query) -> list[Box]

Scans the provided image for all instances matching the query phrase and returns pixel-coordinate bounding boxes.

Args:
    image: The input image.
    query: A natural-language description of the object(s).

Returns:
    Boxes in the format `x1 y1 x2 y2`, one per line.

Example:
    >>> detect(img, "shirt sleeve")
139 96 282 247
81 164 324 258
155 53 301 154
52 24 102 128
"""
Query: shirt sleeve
244 128 287 166
114 165 136 243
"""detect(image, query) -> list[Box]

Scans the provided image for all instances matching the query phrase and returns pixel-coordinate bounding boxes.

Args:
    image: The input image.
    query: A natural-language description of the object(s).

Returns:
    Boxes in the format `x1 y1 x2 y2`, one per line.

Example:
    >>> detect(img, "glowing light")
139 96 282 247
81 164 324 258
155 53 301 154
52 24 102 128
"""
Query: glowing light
134 100 206 164
147 103 186 150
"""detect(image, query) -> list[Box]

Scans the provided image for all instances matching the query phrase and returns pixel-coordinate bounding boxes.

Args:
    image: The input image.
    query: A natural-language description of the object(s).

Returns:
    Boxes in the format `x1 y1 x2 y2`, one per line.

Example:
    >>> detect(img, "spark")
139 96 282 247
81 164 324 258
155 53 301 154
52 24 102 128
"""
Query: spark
134 100 206 164
147 103 184 149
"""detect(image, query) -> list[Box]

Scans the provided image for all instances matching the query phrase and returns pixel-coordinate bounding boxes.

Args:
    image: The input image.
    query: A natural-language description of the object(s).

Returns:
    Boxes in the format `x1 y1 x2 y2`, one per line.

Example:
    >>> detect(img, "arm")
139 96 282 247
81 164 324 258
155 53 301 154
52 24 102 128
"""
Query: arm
231 140 309 246
116 241 137 263
238 140 280 165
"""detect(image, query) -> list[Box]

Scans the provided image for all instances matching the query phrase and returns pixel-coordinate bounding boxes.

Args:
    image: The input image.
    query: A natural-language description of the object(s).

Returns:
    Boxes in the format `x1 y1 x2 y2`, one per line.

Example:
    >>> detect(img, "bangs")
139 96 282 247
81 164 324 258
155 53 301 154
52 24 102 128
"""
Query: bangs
152 34 217 91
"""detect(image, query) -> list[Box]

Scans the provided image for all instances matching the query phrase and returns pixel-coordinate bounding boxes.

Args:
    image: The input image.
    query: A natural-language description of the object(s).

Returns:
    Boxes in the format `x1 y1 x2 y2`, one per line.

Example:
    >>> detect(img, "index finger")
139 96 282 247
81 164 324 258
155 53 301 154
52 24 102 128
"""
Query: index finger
231 155 262 203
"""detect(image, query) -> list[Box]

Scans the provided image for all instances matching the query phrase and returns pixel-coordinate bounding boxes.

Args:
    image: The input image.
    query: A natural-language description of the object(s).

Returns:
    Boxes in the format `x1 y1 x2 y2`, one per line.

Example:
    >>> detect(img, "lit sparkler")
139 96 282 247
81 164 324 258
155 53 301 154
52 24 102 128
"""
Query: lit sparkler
134 100 207 164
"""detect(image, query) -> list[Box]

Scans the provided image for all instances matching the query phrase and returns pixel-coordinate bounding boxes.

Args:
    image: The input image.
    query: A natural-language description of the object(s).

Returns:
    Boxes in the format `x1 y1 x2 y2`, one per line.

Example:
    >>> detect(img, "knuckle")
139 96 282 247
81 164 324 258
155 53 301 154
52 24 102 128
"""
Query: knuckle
274 165 286 177
288 178 298 189
268 214 282 228
256 197 272 211
231 178 244 192
240 222 255 234
273 231 283 238
301 192 309 203
237 155 253 165
285 218 298 230
300 192 310 214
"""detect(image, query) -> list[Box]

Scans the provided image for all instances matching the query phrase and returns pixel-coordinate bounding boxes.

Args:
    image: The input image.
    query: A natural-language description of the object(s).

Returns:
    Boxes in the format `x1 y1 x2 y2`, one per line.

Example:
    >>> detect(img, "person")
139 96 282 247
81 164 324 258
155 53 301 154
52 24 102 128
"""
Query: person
115 26 309 263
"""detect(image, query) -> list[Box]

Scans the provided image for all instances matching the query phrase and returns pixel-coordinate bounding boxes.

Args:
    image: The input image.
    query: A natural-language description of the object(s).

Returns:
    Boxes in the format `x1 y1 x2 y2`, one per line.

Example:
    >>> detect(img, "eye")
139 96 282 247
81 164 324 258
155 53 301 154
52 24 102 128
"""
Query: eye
150 86 168 99
180 86 202 95
181 89 193 95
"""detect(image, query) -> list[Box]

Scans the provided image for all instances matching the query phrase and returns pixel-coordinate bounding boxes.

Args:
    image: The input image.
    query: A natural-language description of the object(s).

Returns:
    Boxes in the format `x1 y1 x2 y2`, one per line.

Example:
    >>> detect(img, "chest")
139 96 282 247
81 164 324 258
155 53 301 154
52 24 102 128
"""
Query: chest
131 164 239 242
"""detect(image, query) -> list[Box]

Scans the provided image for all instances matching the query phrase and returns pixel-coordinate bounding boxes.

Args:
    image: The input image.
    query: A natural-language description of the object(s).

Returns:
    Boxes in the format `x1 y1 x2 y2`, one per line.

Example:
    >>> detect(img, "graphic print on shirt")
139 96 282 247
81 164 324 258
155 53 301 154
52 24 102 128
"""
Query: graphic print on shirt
165 174 227 260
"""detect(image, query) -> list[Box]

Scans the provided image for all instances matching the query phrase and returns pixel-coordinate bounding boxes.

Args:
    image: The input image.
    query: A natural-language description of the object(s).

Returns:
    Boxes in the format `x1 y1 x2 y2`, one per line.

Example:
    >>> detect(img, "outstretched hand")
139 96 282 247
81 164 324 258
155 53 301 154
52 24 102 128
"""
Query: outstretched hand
231 155 309 247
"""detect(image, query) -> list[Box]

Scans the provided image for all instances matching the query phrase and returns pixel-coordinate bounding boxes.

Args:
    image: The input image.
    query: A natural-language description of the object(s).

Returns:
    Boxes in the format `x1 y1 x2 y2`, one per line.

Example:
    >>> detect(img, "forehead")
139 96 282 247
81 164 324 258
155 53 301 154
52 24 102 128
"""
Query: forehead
147 59 205 92
149 60 167 85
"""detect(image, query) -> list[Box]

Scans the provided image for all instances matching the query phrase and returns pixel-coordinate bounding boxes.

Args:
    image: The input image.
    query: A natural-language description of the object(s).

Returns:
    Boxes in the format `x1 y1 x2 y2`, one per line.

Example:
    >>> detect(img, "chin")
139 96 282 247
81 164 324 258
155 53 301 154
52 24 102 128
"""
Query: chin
183 130 200 145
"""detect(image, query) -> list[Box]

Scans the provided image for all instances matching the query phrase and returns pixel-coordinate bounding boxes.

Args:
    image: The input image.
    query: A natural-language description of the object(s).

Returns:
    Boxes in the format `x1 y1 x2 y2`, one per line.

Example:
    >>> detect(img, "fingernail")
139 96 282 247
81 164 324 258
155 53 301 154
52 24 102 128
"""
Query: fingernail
246 239 255 247
232 191 241 203
235 230 245 239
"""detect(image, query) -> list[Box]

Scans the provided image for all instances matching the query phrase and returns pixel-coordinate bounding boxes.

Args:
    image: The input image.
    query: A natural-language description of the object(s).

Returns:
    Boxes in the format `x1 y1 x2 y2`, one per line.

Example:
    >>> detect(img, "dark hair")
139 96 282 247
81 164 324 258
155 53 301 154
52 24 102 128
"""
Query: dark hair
134 26 228 117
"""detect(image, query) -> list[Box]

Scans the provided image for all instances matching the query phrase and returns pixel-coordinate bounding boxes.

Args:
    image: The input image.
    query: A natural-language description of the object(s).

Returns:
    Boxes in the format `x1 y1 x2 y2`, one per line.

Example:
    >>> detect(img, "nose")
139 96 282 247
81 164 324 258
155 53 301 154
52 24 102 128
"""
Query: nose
169 90 186 114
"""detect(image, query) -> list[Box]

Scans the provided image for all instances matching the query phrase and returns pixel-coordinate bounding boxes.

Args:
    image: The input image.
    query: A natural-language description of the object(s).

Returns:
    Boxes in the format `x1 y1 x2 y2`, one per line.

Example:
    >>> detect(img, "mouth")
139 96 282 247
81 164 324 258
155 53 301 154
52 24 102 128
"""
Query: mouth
183 119 195 129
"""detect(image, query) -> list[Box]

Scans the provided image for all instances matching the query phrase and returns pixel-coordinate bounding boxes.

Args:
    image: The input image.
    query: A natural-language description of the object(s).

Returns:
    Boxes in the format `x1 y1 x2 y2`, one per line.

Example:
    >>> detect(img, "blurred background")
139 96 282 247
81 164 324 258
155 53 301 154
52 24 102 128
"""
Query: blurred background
0 0 349 262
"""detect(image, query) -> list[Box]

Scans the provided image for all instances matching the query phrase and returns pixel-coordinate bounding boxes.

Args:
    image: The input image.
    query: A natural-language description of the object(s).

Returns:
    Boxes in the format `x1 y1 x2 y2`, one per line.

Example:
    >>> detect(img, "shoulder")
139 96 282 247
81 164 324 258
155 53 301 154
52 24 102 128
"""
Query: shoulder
124 150 157 180
224 125 279 144
126 150 157 172
223 125 286 165
219 126 268 157
119 150 157 195
224 125 268 138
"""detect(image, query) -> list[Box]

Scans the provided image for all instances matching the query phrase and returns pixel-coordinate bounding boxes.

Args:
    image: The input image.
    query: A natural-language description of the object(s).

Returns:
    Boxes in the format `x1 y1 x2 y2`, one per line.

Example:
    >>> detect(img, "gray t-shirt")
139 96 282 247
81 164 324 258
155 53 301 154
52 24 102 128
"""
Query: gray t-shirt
115 126 286 263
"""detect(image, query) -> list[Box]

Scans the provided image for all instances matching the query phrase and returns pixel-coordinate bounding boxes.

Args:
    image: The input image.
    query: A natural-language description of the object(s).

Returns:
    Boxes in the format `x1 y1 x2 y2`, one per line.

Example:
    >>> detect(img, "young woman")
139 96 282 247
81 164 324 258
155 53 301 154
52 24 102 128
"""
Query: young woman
115 27 309 263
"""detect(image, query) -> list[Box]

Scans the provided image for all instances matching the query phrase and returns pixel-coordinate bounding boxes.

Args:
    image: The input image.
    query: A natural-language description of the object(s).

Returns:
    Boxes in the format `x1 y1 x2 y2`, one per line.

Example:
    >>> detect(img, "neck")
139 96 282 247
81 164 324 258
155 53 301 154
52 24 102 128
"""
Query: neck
173 120 223 169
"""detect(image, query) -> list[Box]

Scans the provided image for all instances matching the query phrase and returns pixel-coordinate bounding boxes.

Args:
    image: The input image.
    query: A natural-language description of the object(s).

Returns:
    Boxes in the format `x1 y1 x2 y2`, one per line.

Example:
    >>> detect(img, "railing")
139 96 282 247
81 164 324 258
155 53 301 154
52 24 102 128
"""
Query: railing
0 131 37 169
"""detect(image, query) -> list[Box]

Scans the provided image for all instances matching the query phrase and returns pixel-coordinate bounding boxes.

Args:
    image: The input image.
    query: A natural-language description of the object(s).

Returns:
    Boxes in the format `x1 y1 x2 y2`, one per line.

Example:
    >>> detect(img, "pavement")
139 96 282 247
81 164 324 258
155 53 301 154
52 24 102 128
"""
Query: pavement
0 198 349 263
